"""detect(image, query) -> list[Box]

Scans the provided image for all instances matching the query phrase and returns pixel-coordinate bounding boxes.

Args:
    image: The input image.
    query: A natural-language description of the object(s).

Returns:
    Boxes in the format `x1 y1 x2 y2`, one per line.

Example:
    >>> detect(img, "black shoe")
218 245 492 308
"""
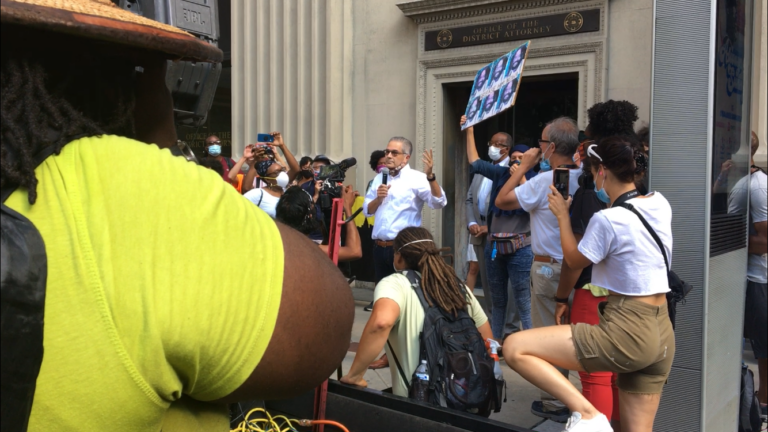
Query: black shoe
363 301 373 312
530 400 570 423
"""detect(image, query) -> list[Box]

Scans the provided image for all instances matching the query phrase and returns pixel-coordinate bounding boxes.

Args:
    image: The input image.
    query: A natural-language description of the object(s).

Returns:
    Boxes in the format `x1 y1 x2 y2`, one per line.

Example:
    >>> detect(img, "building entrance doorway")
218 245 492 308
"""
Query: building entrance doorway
442 72 578 278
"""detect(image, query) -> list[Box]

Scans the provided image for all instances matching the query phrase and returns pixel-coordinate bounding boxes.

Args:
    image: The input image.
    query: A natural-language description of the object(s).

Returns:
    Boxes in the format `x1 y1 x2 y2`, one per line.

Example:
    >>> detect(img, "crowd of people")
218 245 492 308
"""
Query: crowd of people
338 101 766 432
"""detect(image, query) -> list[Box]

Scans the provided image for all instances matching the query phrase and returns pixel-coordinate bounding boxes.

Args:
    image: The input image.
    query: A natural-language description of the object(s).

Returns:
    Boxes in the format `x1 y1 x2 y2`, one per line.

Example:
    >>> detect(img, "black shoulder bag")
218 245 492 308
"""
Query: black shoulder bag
1 146 57 432
614 196 693 329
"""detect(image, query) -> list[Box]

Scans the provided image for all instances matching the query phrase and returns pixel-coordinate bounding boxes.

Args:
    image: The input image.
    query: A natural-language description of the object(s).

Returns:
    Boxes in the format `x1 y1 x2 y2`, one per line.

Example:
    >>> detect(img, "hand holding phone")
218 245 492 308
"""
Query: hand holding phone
553 168 570 199
256 133 274 143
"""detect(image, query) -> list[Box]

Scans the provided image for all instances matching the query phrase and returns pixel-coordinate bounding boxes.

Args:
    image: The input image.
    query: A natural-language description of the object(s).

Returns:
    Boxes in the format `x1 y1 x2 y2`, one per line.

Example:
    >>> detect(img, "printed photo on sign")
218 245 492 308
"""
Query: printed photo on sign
509 45 527 77
487 53 510 91
470 65 492 99
462 41 529 130
466 96 483 124
480 90 501 120
496 78 518 113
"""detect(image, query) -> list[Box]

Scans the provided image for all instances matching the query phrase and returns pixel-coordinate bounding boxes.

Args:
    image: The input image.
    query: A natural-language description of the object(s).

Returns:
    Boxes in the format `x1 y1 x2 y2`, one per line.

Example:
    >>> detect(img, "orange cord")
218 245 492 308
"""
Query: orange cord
297 419 350 432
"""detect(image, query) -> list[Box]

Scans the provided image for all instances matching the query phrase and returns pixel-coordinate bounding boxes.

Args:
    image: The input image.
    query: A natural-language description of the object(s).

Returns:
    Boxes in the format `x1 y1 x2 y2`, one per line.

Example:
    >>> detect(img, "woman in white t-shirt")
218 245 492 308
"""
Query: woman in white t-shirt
502 136 674 432
340 227 492 398
244 159 291 218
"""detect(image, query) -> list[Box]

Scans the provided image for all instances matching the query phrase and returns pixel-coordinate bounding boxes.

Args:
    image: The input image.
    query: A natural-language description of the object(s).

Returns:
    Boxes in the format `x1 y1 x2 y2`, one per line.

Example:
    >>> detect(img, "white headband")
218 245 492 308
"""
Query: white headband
587 144 603 161
397 239 434 252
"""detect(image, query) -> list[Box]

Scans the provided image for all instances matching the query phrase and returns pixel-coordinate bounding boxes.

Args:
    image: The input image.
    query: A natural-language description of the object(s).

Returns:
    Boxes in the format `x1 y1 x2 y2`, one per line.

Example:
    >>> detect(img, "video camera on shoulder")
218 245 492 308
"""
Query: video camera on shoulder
317 157 356 211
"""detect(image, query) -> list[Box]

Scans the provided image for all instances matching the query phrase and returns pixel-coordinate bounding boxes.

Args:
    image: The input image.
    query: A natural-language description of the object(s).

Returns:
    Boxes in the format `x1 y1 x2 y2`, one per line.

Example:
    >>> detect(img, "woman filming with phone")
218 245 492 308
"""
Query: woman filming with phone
243 132 302 218
502 135 673 432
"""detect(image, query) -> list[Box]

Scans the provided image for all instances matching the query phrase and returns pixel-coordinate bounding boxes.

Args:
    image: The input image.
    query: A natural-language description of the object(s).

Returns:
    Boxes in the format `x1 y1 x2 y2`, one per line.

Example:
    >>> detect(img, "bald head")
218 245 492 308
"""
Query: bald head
751 131 759 157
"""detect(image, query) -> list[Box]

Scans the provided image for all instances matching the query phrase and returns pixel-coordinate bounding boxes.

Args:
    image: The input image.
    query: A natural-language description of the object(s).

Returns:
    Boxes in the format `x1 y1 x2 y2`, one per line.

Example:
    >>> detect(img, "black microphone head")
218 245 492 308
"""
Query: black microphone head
381 167 390 185
338 157 357 171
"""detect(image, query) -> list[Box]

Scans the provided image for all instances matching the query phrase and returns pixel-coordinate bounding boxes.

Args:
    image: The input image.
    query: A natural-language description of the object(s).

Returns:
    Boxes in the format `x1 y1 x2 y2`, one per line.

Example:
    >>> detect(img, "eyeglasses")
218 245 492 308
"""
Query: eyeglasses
488 141 509 149
207 140 221 145
384 149 408 157
538 139 553 146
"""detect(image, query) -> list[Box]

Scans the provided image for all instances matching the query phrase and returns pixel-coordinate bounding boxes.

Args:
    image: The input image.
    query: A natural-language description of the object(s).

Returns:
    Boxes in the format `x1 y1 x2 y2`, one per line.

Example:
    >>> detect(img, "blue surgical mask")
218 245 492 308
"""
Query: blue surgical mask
539 143 553 172
594 173 610 204
207 144 222 157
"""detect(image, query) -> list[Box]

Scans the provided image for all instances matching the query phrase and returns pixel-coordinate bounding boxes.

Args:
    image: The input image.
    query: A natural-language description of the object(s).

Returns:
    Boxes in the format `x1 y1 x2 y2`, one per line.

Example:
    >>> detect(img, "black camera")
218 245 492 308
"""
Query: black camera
317 157 356 211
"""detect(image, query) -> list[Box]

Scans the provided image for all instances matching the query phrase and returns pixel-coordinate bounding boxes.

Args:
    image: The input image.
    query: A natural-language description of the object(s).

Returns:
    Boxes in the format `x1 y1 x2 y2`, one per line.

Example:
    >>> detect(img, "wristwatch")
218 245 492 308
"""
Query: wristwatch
554 296 569 304
427 173 437 182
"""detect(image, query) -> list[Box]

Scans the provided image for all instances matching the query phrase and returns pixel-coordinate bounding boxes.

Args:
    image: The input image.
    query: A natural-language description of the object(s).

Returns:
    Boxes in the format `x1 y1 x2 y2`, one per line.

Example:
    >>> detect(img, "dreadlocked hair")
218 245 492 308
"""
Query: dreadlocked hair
394 227 469 317
1 26 137 204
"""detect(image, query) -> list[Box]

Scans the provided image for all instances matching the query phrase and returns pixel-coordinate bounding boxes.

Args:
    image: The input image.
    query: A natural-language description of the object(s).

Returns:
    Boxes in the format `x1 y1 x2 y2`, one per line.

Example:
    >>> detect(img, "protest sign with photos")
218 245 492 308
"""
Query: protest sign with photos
462 41 529 130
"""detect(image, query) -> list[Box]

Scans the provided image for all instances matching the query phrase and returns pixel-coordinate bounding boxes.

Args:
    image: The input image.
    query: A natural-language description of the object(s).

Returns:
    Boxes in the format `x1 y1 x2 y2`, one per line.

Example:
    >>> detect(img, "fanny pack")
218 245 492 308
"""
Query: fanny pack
490 233 527 259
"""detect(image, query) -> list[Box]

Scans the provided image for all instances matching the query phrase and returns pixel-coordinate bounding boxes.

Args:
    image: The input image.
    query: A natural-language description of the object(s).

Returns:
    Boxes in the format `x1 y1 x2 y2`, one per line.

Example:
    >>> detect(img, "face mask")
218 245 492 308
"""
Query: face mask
207 144 222 157
488 146 502 161
275 171 290 188
300 169 314 179
594 172 610 204
376 164 387 173
539 143 553 172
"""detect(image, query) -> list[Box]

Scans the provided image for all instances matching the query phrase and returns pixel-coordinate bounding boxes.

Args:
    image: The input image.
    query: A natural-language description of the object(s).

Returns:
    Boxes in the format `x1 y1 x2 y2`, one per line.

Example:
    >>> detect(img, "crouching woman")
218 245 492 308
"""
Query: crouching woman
502 136 675 432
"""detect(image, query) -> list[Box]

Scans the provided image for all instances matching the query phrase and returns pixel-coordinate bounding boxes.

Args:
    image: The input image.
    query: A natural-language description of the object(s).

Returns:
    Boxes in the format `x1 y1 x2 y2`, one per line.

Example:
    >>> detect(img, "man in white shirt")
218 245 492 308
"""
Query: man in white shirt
362 137 448 310
729 131 768 411
495 117 582 422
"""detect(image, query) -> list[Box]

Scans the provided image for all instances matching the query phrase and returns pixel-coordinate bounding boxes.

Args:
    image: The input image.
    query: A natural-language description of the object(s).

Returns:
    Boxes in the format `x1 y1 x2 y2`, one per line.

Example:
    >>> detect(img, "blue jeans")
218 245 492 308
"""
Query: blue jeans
484 242 533 339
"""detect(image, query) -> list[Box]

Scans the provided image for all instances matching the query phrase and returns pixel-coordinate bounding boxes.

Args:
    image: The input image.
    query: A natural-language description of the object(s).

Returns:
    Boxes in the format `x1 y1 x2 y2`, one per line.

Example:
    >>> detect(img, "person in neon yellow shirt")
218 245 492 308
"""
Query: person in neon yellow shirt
0 2 354 431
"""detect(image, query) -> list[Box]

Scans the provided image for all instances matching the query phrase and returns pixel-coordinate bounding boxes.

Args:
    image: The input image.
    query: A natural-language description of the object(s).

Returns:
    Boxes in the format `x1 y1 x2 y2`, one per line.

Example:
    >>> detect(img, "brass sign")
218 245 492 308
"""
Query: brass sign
424 9 600 51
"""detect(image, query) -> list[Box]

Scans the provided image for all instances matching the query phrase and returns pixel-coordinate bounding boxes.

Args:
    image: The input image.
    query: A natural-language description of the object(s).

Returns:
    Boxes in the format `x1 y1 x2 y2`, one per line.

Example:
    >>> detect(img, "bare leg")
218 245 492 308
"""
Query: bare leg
759 358 767 404
503 325 601 418
466 261 479 293
617 391 660 432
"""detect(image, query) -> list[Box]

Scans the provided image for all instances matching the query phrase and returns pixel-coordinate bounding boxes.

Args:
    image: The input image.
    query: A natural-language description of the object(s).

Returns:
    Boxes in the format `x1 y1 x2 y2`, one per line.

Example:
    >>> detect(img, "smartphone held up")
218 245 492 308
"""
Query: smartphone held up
553 168 570 199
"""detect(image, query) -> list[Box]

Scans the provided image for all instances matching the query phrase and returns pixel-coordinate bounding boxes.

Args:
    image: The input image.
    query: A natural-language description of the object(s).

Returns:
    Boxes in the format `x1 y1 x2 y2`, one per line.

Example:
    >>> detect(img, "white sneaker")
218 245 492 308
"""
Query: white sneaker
562 412 613 432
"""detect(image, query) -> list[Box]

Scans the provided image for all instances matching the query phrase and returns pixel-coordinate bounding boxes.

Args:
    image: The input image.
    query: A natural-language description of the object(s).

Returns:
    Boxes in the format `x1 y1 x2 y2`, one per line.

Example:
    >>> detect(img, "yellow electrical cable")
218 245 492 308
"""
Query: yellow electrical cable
231 407 348 432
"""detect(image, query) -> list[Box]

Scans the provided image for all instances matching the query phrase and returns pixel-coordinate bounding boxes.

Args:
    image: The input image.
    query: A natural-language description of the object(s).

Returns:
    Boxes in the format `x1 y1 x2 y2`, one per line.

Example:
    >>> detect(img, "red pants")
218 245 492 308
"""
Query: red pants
571 288 620 421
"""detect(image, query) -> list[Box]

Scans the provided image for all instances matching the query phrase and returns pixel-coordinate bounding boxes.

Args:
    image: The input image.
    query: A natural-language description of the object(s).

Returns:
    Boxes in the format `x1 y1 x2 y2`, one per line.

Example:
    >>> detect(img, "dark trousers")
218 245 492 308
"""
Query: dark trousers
373 244 396 283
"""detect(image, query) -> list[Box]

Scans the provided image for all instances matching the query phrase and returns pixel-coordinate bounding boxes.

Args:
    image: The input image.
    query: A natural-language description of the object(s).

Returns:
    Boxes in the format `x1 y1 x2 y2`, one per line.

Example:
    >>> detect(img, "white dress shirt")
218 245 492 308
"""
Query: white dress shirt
363 164 448 240
469 156 509 227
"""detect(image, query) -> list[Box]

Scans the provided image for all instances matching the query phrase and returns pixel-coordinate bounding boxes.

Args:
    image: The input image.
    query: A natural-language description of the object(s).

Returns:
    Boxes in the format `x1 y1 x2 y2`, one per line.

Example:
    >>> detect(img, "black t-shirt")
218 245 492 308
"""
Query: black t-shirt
570 173 606 289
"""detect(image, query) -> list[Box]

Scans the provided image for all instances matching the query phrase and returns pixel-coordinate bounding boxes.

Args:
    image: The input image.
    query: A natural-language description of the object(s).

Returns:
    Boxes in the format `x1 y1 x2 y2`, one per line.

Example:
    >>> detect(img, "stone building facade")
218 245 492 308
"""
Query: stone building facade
229 0 766 262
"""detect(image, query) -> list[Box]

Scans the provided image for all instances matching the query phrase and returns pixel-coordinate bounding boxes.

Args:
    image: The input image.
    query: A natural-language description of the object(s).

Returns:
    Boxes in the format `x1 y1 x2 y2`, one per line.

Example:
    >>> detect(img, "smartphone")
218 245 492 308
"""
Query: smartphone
257 133 274 143
553 168 570 199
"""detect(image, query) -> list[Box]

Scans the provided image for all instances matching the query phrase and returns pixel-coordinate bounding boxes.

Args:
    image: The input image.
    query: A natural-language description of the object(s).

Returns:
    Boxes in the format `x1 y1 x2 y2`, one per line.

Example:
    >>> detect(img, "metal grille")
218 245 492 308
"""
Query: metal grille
710 213 747 257
703 251 748 432
650 0 714 430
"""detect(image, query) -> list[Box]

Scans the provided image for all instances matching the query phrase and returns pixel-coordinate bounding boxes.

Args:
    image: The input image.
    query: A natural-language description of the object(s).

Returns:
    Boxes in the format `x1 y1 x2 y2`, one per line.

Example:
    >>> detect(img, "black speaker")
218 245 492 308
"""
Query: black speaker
114 0 222 127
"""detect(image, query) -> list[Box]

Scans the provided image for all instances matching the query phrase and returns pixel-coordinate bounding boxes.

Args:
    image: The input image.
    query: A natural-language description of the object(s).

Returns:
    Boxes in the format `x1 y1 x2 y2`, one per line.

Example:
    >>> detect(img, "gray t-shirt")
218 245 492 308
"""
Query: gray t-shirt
728 170 768 283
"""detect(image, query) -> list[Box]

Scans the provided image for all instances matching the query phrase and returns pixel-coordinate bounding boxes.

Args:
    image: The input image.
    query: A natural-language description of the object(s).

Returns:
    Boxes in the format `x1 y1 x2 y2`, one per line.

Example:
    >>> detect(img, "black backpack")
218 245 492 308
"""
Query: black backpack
1 146 55 432
388 270 500 416
738 364 763 432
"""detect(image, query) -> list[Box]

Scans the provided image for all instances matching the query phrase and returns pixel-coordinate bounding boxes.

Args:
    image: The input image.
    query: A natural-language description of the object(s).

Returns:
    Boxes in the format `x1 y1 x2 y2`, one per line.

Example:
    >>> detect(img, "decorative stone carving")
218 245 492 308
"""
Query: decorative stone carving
398 0 594 24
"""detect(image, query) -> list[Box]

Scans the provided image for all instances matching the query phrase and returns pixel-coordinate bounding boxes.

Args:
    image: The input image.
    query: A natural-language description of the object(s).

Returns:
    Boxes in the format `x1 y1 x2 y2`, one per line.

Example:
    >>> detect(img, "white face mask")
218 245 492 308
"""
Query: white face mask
276 171 290 188
488 146 502 161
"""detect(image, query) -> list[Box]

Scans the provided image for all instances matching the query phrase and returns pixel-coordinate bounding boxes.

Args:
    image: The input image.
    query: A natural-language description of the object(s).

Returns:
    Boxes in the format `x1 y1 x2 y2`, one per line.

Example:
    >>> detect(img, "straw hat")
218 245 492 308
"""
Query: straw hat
0 0 222 62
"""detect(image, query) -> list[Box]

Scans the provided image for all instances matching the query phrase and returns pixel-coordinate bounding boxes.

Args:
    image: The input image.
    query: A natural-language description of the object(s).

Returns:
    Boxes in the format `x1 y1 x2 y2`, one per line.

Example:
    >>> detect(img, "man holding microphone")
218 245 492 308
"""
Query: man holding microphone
362 137 448 311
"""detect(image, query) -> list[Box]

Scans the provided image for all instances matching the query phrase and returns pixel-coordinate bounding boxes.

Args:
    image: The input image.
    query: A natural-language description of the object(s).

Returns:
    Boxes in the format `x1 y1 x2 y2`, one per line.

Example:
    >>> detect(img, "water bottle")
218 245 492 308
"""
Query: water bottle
486 339 504 381
413 359 430 402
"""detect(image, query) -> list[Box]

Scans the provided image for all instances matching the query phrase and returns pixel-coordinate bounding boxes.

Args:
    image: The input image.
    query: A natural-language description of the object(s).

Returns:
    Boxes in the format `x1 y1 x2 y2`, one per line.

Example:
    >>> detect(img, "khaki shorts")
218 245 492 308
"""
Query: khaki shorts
571 295 675 394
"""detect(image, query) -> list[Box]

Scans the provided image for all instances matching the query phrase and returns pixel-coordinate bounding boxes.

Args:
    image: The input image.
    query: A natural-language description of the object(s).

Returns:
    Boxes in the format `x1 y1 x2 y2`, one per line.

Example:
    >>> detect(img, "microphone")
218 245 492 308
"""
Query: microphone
338 157 357 171
381 167 390 186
